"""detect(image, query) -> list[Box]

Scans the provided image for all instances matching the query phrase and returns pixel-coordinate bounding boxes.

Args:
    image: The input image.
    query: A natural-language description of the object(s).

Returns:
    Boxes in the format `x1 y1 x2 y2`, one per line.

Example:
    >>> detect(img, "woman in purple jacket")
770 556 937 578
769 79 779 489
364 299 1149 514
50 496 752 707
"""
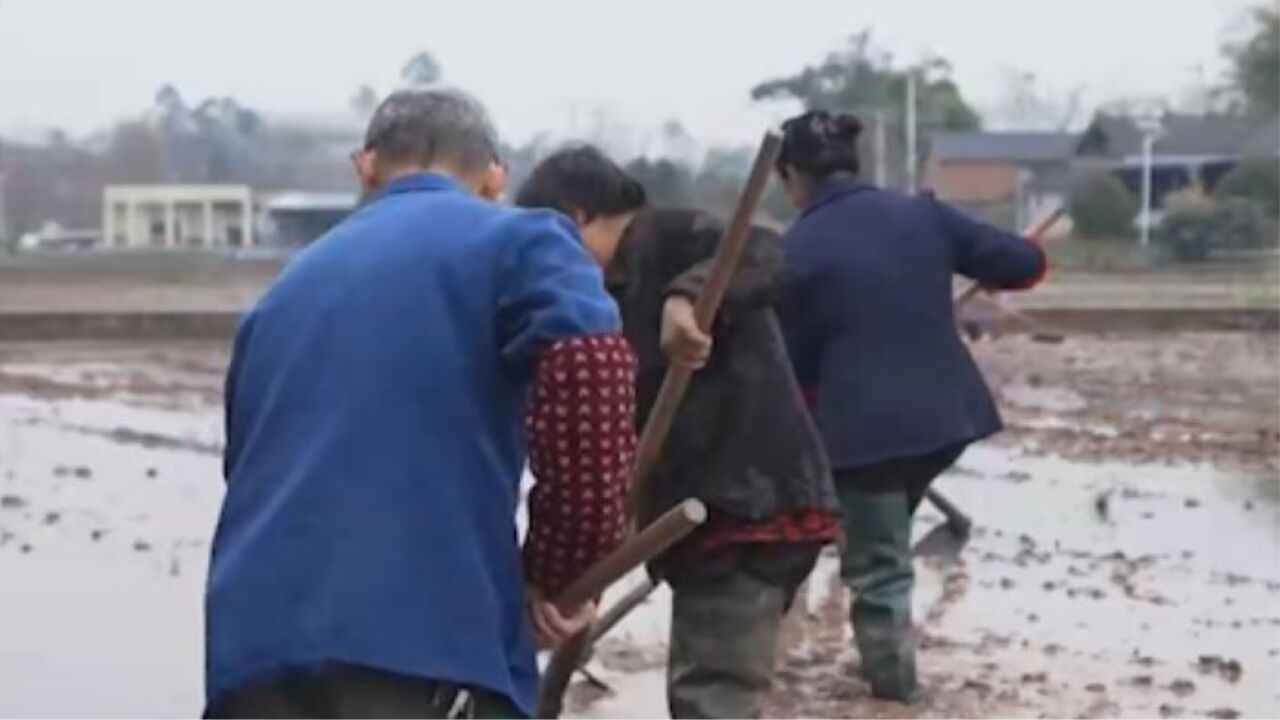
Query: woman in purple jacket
773 110 1047 703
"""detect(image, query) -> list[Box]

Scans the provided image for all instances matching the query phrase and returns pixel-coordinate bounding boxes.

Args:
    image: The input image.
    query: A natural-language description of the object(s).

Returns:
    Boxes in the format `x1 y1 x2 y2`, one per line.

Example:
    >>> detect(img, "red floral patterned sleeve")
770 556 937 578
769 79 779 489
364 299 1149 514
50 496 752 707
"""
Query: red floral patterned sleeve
523 334 637 597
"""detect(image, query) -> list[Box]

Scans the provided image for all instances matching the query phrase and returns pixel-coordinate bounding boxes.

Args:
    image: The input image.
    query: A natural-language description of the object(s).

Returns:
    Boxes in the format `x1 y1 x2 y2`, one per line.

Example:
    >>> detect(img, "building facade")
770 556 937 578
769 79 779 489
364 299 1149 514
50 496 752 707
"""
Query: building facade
924 131 1077 231
102 184 256 249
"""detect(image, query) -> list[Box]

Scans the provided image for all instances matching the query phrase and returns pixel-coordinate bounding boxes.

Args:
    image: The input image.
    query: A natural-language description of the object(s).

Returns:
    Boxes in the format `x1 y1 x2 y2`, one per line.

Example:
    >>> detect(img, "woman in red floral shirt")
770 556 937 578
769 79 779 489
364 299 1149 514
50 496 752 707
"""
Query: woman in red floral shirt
517 146 838 719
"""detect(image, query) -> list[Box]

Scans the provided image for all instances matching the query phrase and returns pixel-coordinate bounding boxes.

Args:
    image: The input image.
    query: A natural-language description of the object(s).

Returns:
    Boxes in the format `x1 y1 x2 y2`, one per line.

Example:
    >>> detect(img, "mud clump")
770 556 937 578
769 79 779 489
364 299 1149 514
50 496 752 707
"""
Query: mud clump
1195 655 1243 683
0 494 26 510
1206 708 1241 719
1168 678 1197 697
1127 675 1154 688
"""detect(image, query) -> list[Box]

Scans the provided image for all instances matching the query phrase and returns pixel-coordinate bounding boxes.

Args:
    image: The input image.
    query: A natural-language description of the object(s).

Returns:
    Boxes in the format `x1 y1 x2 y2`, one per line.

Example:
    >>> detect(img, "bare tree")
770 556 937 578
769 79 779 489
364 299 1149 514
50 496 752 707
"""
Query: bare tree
400 52 442 87
987 70 1084 130
350 85 380 118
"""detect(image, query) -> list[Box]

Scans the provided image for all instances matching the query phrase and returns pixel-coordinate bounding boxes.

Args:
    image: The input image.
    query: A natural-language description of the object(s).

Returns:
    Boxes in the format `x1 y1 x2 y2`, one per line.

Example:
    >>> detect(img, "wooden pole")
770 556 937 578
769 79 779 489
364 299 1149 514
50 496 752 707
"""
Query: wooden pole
536 131 783 718
552 499 706 615
952 206 1066 307
626 131 782 513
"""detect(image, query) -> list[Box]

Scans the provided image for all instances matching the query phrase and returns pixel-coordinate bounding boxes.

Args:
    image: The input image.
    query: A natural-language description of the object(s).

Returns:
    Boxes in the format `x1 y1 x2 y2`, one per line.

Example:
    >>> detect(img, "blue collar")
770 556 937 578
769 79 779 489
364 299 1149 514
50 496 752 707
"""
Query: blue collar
800 178 871 220
375 171 465 201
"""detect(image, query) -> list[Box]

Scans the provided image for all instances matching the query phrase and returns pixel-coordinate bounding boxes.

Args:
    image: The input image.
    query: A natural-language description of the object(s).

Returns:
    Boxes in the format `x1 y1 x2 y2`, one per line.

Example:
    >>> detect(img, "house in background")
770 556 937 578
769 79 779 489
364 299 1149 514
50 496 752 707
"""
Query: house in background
926 112 1280 233
924 131 1077 230
102 184 257 249
1074 113 1280 228
262 191 356 249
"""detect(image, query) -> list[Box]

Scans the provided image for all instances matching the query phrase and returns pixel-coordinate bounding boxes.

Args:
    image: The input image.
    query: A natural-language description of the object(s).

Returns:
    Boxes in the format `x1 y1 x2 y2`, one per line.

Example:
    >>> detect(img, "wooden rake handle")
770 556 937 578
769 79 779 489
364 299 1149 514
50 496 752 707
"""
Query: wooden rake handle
953 206 1066 307
625 131 782 513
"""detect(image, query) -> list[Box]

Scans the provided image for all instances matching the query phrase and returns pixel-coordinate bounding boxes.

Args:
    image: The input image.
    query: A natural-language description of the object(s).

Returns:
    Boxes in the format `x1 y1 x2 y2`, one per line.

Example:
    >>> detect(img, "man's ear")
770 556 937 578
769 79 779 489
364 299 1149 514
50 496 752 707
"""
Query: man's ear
479 160 508 201
356 150 379 191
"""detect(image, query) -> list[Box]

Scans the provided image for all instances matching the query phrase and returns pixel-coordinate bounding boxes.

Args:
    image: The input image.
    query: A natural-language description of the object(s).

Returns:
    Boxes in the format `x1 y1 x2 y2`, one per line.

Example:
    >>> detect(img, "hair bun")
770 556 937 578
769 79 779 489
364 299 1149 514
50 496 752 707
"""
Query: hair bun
831 113 863 142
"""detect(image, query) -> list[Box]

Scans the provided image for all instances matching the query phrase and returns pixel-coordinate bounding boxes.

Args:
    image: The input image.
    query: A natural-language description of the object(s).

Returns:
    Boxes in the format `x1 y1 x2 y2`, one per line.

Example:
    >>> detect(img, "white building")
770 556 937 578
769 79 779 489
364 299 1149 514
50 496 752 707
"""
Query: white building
102 184 256 249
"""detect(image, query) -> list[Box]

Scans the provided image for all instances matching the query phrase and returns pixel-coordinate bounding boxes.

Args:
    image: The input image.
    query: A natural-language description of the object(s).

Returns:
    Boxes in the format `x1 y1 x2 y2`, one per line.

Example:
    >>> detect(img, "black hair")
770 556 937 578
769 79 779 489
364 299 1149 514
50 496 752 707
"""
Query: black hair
515 145 647 222
776 110 863 181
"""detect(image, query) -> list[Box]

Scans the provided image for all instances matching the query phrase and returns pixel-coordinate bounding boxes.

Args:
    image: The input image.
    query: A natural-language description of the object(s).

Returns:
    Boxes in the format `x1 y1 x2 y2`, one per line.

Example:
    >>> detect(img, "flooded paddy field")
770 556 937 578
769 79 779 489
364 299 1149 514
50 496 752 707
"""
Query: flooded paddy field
0 332 1276 718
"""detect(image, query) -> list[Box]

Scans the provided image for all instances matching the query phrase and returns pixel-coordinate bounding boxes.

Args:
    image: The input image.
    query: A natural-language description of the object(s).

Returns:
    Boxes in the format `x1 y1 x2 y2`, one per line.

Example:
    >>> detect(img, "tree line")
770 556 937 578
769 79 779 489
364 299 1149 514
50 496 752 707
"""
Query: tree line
1 5 1275 252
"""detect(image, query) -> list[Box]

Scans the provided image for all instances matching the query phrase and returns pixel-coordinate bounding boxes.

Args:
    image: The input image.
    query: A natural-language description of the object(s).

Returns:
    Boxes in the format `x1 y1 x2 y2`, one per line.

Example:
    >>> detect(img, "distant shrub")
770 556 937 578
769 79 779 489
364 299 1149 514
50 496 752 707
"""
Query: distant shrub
1069 171 1138 240
1157 189 1275 262
1215 158 1280 218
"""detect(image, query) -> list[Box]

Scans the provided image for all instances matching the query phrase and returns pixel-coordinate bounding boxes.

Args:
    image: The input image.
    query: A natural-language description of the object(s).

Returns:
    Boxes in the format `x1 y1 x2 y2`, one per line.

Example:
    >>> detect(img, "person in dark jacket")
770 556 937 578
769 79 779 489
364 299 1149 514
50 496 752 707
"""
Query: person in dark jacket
517 146 839 719
771 110 1048 703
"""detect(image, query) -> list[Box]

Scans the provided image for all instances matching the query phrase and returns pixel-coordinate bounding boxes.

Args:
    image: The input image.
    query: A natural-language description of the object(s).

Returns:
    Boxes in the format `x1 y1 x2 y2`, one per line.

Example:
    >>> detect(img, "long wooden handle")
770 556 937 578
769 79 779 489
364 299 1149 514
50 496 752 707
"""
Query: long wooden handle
626 131 782 513
953 206 1066 307
587 576 660 644
536 499 705 718
553 499 705 614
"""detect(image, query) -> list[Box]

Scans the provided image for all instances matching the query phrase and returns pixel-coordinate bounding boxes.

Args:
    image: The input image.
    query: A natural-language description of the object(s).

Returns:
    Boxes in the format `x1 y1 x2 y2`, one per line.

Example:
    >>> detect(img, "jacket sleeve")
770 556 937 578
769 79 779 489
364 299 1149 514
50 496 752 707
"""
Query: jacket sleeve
222 311 254 483
523 334 636 597
496 210 622 374
929 194 1048 291
664 215 784 325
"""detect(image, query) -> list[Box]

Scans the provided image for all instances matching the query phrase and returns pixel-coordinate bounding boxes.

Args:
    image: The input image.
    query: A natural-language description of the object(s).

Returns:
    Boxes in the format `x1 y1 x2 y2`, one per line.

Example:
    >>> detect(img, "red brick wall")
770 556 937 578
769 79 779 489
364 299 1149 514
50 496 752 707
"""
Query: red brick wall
924 160 1020 203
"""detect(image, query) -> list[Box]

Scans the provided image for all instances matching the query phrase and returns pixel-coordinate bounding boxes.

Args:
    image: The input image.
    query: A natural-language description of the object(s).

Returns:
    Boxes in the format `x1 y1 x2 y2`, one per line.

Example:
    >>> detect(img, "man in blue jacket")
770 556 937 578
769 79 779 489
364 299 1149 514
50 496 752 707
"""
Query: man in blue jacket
205 89 638 718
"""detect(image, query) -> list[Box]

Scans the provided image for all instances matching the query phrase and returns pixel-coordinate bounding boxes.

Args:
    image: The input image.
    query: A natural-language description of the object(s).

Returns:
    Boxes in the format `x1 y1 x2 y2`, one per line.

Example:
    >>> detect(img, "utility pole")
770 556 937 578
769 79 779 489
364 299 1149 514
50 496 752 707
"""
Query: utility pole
873 111 887 187
0 172 7 252
905 71 918 193
1139 133 1157 247
1137 114 1163 248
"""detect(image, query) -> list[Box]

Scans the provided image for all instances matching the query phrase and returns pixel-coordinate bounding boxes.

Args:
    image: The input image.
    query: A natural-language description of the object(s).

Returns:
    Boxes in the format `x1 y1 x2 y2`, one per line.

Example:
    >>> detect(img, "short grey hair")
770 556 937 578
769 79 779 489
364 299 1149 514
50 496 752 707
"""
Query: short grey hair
363 88 499 172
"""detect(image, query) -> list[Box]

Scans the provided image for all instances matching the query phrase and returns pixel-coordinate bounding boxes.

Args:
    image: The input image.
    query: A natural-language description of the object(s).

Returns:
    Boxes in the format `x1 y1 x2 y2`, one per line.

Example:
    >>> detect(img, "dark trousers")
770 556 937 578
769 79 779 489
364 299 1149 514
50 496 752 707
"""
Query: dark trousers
206 663 523 719
834 443 965 702
665 541 821 719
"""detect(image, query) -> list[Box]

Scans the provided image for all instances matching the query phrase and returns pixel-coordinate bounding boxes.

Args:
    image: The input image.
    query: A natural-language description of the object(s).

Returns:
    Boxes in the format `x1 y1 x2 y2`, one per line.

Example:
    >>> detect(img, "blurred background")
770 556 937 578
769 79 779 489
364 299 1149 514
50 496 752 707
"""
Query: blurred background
0 1 1276 718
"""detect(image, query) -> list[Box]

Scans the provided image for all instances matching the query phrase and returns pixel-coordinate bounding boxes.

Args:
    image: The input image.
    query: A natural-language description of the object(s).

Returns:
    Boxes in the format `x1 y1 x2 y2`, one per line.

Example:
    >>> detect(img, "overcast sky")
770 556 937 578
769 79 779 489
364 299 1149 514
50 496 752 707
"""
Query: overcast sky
0 0 1263 148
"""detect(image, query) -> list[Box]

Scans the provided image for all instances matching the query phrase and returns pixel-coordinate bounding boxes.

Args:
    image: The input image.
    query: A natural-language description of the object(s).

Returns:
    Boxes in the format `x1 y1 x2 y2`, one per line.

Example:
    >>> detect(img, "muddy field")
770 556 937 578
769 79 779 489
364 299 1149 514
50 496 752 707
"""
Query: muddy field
0 332 1277 718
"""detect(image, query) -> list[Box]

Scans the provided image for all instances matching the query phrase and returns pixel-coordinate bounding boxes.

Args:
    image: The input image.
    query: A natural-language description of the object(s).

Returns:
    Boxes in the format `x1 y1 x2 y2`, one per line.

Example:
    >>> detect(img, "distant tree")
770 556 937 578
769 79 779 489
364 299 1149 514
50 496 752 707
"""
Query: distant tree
1069 171 1138 239
1215 158 1280 218
751 31 982 131
1224 5 1280 116
624 157 695 207
987 70 1083 130
191 97 262 182
350 84 380 117
103 120 166 183
656 119 699 166
401 51 442 87
751 32 979 188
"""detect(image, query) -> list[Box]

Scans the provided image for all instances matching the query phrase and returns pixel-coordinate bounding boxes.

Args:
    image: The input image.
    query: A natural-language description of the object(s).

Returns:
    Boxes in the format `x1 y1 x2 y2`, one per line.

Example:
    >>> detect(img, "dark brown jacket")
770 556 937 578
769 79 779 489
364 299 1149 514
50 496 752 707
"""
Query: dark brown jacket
606 208 837 527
